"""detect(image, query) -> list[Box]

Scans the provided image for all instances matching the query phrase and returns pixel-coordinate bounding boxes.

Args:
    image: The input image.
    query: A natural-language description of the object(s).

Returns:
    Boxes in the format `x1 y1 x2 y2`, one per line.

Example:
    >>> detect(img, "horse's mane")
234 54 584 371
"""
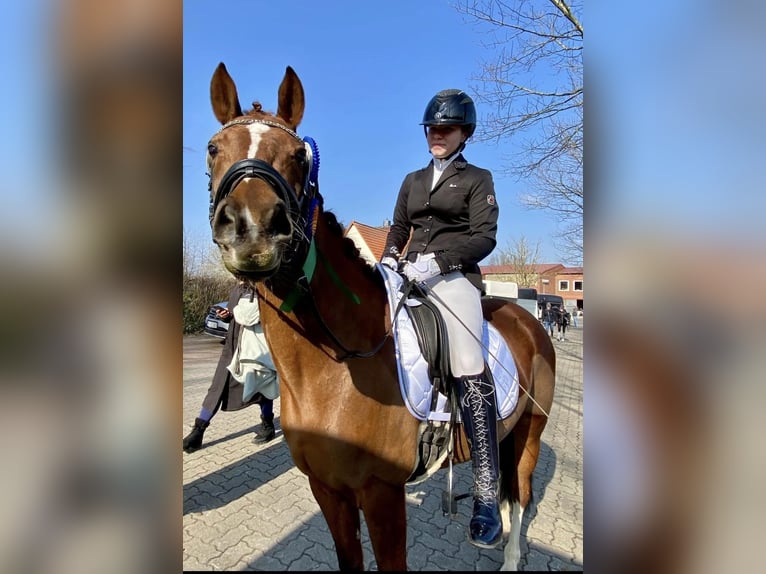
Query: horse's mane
247 101 269 115
322 210 382 285
244 101 288 126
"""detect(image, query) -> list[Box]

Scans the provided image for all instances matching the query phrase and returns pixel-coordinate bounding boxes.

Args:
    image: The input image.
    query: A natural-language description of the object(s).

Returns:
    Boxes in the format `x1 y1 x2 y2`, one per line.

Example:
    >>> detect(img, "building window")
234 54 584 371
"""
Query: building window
574 280 583 291
558 280 569 291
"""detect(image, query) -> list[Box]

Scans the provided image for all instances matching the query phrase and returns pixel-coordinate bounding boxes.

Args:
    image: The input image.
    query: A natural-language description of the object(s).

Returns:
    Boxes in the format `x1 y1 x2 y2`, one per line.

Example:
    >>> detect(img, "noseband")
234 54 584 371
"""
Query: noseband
211 157 301 224
208 118 320 245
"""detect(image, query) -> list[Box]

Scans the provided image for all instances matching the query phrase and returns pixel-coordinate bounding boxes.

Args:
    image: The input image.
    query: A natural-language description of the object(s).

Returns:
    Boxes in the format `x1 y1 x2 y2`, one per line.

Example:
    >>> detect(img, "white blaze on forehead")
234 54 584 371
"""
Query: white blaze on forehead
247 123 271 158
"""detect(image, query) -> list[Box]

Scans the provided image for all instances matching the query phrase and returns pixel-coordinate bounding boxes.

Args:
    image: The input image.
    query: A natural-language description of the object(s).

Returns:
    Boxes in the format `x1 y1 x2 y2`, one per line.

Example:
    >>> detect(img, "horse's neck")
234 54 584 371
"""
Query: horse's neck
308 225 388 340
258 220 388 358
257 222 403 427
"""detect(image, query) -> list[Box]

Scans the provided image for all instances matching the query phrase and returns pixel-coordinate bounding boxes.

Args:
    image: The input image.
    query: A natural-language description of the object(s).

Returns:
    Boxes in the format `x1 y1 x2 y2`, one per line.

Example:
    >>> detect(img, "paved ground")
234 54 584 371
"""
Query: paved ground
183 323 583 571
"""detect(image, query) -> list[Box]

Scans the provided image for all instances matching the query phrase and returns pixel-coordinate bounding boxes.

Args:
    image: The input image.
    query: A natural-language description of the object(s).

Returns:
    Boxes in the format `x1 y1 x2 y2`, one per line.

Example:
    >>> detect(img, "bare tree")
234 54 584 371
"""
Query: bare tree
455 0 583 264
488 235 541 288
183 227 235 332
183 227 202 281
183 227 230 280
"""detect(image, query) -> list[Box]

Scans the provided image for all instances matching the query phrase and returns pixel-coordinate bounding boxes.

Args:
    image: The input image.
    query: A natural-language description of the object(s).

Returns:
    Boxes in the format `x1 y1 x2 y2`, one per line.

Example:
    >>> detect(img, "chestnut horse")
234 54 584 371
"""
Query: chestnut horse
205 63 555 571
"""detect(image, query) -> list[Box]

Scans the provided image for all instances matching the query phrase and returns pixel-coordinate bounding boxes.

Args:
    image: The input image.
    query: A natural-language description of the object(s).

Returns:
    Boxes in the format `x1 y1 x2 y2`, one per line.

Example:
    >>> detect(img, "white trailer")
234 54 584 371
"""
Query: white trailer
482 280 538 320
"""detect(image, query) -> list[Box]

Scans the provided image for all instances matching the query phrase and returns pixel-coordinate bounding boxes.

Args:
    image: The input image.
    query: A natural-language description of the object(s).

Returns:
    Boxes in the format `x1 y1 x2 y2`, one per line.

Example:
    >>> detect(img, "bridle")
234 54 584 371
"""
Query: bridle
206 117 392 360
207 117 321 246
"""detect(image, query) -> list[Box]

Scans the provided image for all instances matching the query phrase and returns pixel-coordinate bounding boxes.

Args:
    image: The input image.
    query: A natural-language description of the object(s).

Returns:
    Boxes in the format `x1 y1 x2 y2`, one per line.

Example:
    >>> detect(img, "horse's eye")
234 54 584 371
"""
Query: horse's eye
207 143 218 157
294 147 307 166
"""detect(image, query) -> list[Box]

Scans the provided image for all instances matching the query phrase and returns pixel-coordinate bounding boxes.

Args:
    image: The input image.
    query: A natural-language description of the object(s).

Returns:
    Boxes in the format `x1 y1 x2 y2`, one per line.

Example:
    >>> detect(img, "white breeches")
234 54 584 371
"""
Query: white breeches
421 270 485 377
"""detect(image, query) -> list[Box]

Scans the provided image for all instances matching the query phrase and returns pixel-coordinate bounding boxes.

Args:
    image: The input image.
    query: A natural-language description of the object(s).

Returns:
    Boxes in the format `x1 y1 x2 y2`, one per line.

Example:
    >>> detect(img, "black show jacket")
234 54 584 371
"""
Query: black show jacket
383 154 499 292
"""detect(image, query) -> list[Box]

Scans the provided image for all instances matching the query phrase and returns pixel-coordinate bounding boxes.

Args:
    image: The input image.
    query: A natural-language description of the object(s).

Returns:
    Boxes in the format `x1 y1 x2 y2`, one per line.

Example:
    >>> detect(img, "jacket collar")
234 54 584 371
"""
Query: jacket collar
426 153 466 171
417 153 467 193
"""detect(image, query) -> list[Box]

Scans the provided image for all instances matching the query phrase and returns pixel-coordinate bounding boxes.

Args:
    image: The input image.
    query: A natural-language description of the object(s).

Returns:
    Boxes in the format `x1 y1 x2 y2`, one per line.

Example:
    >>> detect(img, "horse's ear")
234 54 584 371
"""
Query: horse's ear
210 62 243 125
276 66 305 130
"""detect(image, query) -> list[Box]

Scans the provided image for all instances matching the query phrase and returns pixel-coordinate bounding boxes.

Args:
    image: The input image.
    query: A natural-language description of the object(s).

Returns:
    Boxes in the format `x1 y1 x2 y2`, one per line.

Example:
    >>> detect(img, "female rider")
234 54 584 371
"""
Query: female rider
382 89 501 548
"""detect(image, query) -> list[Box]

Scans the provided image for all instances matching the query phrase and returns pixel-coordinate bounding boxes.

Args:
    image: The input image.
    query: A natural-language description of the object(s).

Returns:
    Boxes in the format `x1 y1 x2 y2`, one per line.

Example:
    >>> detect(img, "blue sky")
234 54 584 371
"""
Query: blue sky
1 1 761 271
183 0 566 263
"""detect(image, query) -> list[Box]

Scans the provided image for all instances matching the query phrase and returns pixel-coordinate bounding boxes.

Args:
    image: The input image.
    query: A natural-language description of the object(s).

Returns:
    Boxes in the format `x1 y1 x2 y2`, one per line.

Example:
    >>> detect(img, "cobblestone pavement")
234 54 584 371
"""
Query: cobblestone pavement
183 324 583 571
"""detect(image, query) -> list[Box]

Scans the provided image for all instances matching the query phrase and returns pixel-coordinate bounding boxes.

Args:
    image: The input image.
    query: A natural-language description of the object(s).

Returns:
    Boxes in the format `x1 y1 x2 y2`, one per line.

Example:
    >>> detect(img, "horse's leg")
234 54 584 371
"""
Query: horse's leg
497 430 518 571
501 412 548 571
308 477 364 571
358 480 408 571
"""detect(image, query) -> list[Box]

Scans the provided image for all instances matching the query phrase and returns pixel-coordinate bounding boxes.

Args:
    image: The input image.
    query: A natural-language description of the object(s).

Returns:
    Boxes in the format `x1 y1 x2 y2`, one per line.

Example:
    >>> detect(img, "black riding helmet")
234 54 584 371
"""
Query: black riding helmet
420 89 477 138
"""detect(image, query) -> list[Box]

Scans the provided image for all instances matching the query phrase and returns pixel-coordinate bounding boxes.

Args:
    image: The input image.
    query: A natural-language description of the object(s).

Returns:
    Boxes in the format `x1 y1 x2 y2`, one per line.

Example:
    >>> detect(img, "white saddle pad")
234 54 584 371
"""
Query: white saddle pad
377 264 519 422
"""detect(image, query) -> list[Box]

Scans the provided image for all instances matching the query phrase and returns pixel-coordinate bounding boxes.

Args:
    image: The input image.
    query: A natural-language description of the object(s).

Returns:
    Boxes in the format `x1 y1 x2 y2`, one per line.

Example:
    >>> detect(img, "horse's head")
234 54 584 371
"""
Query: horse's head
206 63 316 280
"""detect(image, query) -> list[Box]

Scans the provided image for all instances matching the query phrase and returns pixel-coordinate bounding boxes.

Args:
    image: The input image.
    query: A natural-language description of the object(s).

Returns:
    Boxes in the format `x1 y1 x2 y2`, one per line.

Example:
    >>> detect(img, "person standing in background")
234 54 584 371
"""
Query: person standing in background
556 306 570 341
542 302 556 338
183 282 277 453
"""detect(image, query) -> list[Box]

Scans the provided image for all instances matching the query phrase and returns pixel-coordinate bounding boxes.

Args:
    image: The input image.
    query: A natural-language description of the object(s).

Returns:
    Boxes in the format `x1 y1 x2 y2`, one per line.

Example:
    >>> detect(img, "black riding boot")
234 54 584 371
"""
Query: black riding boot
458 372 503 548
253 413 275 444
183 417 209 453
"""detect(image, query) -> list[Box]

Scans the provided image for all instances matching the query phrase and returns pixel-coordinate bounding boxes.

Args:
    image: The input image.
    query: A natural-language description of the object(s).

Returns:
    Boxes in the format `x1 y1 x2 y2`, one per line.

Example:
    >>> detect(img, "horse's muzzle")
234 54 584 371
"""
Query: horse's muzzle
217 242 284 280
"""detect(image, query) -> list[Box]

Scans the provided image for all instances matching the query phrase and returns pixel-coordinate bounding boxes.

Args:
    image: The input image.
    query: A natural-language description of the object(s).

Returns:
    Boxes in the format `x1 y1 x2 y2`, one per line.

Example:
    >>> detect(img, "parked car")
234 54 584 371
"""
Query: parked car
203 301 229 339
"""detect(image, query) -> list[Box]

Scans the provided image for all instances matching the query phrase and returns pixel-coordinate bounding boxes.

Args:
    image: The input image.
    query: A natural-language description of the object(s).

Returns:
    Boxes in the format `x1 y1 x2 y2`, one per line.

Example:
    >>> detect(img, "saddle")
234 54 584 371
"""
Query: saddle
398 281 460 485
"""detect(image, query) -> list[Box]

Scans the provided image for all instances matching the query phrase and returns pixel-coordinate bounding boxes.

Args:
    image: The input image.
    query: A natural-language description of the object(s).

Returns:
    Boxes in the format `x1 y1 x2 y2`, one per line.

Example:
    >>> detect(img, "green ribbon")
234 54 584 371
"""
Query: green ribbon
279 238 360 312
317 248 361 305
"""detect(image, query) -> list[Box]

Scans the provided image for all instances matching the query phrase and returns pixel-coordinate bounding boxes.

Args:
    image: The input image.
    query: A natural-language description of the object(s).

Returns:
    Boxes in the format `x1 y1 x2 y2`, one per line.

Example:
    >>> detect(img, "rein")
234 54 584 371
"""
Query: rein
282 238 397 361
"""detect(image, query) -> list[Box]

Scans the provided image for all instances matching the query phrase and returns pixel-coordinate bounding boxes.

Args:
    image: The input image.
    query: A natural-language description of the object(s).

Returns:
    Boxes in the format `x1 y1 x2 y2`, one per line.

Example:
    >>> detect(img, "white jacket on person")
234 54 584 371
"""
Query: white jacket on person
227 296 279 402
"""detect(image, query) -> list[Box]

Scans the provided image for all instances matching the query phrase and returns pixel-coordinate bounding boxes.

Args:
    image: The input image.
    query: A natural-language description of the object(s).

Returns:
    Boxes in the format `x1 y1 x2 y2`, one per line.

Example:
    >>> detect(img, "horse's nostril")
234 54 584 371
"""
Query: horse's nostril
270 202 292 238
215 203 235 227
211 202 238 249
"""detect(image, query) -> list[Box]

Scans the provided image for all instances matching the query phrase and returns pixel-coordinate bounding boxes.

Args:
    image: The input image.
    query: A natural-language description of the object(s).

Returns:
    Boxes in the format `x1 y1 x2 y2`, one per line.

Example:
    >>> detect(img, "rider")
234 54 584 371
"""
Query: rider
381 89 502 548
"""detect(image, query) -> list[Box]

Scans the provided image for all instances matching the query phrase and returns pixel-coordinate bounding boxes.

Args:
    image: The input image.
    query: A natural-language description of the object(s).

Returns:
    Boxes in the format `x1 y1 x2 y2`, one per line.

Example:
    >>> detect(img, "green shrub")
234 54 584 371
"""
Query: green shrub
182 274 235 334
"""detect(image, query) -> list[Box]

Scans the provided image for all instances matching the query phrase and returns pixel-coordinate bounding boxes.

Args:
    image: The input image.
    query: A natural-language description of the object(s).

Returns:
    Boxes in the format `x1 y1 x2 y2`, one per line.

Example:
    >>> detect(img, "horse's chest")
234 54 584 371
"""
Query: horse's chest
281 395 417 485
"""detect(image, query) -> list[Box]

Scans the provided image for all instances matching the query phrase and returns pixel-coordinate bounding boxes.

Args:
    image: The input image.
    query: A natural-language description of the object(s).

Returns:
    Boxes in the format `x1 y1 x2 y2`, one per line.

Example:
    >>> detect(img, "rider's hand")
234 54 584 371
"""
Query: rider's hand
402 258 441 283
381 256 399 271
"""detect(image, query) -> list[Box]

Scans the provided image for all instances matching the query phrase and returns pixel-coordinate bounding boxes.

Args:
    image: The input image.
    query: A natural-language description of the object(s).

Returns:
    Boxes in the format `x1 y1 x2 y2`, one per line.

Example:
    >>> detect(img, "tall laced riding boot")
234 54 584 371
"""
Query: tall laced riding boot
253 413 275 444
183 417 209 453
458 372 503 548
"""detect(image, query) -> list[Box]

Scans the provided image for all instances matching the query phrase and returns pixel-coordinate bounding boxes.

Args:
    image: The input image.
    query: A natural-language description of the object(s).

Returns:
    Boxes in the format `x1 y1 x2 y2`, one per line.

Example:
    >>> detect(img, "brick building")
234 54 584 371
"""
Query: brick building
481 264 584 312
